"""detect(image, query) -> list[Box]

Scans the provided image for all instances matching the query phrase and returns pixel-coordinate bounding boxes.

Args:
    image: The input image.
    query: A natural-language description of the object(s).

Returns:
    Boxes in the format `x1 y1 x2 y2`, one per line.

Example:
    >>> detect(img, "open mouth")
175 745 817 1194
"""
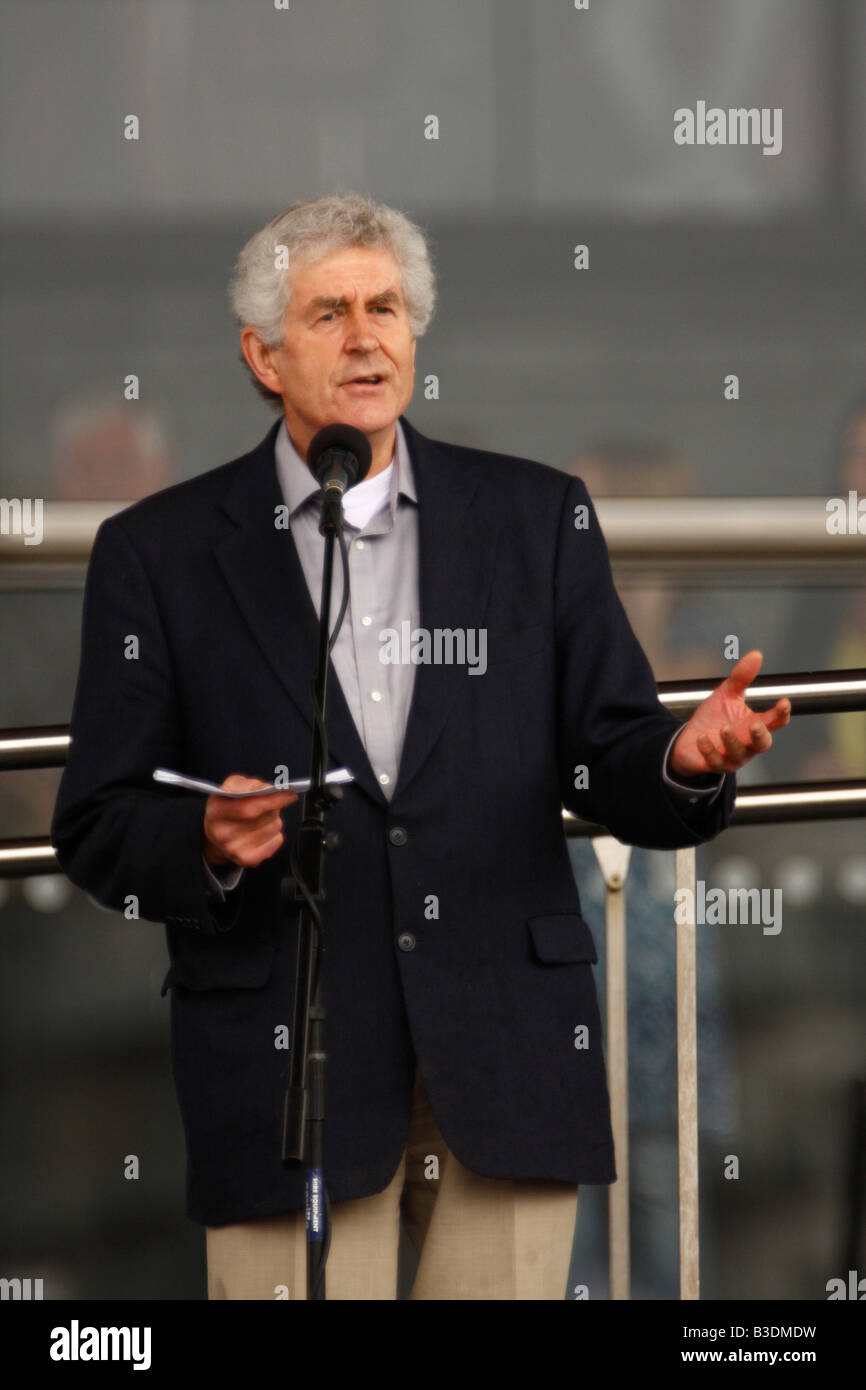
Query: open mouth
344 375 385 386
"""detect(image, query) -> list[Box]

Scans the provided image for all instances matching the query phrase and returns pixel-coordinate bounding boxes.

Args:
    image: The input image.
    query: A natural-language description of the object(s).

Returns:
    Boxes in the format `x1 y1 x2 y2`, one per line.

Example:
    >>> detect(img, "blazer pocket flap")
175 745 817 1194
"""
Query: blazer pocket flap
161 941 277 995
528 914 598 964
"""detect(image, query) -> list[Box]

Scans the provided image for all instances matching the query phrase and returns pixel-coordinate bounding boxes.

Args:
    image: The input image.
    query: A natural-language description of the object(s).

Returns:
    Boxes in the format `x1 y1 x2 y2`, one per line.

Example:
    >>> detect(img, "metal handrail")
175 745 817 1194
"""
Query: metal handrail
0 726 69 770
565 778 866 839
1 782 864 877
1 497 865 560
2 669 865 773
1 668 864 874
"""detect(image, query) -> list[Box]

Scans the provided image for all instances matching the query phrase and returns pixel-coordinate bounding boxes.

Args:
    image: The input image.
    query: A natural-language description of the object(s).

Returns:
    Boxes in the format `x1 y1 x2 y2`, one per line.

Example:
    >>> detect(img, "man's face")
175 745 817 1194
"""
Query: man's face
252 244 417 457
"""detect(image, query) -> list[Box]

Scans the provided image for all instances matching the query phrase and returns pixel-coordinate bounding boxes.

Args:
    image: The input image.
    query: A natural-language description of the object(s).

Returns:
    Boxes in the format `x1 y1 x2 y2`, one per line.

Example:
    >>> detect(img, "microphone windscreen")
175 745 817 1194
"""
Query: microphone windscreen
307 424 373 486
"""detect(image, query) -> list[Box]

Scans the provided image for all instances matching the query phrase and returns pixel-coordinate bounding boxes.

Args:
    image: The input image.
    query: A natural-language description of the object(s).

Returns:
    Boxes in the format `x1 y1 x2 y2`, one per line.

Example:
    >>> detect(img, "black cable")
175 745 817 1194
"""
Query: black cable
329 524 351 655
306 521 350 788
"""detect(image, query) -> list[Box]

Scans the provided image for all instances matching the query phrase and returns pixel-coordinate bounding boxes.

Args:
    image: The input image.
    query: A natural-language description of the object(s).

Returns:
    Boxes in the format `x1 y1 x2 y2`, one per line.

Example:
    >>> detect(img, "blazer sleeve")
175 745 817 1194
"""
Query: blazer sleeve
50 516 244 934
553 476 736 848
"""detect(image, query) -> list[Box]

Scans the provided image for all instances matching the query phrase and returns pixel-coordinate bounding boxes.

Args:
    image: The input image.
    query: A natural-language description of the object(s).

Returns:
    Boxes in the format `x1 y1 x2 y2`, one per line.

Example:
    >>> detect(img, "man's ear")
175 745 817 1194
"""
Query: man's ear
239 326 283 396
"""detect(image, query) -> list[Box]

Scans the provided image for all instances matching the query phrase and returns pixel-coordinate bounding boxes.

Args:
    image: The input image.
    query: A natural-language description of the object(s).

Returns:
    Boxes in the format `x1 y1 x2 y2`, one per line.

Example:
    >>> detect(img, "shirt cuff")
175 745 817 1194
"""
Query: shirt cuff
662 726 725 807
202 851 245 902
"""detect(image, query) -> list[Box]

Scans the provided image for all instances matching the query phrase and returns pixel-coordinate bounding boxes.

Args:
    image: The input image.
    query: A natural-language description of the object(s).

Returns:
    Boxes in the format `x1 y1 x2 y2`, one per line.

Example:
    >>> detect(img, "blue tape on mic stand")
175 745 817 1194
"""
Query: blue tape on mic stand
306 1169 325 1242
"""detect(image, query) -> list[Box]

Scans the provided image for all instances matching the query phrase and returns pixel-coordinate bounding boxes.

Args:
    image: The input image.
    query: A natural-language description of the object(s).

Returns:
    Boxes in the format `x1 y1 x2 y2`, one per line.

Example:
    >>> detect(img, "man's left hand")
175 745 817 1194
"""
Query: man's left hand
669 649 791 777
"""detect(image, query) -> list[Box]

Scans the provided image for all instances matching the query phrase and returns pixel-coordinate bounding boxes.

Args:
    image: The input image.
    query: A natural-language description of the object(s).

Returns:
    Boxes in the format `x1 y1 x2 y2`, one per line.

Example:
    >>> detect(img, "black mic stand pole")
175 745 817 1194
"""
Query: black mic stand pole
280 484 345 1301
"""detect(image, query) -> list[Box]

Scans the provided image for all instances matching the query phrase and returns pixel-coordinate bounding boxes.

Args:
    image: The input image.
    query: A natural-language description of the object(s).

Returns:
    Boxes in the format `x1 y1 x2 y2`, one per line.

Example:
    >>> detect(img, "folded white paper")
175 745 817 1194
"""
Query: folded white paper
153 766 354 798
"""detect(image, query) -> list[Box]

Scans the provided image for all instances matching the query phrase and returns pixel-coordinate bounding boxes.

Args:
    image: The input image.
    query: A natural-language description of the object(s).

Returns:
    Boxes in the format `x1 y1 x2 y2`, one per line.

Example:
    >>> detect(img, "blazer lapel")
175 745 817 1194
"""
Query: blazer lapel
392 417 499 801
212 420 384 804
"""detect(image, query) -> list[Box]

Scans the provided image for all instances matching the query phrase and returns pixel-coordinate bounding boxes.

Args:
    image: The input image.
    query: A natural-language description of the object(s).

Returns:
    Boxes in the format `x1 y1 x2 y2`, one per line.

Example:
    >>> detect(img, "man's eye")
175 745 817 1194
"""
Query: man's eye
374 305 394 314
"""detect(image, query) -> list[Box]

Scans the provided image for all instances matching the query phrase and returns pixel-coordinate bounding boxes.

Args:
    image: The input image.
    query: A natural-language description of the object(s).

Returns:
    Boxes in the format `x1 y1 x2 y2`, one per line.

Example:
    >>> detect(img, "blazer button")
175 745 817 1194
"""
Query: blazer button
397 932 416 952
388 827 408 846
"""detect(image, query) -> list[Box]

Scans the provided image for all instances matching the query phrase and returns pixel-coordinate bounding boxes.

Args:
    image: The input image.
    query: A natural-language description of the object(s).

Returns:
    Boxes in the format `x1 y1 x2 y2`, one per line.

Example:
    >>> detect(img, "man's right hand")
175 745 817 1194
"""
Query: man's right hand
203 775 298 869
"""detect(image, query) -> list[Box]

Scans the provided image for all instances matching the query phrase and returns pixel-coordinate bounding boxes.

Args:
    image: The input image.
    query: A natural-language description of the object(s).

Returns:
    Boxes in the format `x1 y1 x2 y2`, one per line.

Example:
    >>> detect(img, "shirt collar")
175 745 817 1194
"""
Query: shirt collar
274 416 417 520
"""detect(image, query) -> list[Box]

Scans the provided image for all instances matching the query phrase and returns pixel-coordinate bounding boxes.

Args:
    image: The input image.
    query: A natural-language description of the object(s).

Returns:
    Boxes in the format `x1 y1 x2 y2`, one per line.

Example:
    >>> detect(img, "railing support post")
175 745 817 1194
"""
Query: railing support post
675 845 700 1300
592 835 632 1301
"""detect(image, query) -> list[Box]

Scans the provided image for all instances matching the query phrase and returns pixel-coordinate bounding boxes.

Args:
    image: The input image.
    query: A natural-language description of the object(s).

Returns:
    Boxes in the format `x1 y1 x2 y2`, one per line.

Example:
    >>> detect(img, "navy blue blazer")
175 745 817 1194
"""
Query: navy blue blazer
51 415 735 1226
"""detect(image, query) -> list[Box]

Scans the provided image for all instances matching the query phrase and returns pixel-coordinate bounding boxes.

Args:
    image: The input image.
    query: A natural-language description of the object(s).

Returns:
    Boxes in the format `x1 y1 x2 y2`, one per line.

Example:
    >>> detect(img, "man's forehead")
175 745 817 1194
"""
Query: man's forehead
291 245 403 303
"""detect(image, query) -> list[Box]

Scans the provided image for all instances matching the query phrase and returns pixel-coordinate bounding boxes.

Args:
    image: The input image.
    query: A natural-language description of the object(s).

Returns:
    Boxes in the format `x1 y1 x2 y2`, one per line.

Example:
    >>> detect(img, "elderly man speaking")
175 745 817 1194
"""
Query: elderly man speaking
51 192 789 1300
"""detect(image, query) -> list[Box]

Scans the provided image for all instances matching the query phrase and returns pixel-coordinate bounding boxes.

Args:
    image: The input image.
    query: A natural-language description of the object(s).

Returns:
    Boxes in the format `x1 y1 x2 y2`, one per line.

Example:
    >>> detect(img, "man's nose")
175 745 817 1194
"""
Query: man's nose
343 312 380 353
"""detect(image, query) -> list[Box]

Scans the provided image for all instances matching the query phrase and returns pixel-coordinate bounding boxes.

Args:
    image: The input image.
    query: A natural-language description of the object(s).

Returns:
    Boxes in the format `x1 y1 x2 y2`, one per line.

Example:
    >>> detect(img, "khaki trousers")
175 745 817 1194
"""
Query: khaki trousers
206 1066 579 1300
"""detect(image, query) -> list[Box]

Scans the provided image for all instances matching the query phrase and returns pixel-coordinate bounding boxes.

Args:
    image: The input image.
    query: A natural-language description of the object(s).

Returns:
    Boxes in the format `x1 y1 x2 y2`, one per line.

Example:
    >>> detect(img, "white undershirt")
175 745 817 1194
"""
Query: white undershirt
340 461 393 530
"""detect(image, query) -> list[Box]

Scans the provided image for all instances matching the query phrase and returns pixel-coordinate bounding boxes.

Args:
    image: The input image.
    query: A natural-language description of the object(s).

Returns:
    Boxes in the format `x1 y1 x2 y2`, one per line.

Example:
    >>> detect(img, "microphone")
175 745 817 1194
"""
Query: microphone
307 424 372 497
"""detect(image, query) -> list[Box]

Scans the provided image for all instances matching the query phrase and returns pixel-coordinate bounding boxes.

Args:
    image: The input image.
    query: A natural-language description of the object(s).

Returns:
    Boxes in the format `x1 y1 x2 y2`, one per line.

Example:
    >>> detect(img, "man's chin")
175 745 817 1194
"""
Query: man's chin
337 403 400 438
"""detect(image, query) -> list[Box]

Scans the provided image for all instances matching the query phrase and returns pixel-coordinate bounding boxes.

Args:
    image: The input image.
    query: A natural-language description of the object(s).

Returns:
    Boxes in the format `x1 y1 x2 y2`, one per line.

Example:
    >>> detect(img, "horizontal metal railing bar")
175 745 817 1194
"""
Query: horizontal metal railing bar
0 502 118 560
2 674 863 873
594 498 866 561
2 669 864 771
4 563 866 592
563 780 866 838
659 669 866 718
0 841 61 875
1 781 864 878
721 780 866 825
1 498 864 566
0 726 70 769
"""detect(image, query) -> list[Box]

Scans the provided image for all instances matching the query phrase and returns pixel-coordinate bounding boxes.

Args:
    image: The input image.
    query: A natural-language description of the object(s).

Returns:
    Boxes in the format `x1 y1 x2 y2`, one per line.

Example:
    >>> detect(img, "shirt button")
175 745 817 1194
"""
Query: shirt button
370 690 382 702
361 616 372 627
389 827 408 846
355 539 365 550
378 772 390 786
397 933 416 952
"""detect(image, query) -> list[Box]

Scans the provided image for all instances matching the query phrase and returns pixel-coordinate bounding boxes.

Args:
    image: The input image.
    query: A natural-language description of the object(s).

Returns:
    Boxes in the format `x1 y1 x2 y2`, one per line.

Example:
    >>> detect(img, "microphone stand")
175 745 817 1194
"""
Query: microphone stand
280 484 346 1301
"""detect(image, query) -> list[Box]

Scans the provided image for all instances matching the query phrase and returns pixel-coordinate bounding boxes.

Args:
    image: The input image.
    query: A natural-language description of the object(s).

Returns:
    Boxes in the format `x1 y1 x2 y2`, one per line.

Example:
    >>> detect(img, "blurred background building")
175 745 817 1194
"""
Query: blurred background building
0 0 864 1299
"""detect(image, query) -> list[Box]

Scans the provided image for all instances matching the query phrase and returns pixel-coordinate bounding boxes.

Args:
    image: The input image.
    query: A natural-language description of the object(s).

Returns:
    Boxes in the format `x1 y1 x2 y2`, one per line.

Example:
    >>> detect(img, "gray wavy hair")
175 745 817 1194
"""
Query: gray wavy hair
228 190 437 409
